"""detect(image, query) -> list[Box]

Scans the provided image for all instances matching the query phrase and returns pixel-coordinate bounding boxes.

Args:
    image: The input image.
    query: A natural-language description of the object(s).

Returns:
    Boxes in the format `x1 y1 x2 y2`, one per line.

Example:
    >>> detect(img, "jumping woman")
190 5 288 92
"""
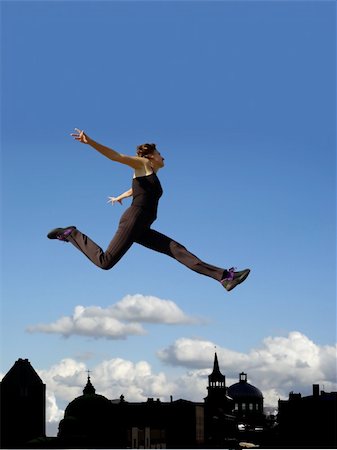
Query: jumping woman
47 129 250 292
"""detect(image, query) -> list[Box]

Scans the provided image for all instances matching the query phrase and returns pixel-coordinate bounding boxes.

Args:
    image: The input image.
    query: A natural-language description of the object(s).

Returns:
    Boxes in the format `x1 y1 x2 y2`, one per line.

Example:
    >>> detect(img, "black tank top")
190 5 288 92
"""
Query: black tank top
131 172 163 216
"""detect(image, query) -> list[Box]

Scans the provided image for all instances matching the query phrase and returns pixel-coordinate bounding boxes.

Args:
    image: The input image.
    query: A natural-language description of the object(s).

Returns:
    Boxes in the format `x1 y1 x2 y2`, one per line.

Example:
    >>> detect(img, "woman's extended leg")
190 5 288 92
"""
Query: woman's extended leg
135 228 226 281
51 207 151 270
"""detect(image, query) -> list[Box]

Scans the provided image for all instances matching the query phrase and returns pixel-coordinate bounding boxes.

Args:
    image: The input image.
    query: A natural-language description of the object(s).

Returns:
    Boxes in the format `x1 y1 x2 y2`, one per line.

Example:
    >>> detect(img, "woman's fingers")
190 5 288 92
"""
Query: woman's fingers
70 128 87 142
107 197 122 206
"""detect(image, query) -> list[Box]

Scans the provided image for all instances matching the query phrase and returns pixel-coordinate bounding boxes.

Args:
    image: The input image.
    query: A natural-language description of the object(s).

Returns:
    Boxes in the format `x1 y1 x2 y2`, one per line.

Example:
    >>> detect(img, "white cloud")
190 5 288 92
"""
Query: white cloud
46 391 64 423
158 332 337 404
92 358 176 401
26 294 198 339
27 311 146 339
35 359 87 437
38 358 87 402
157 336 247 369
109 294 200 324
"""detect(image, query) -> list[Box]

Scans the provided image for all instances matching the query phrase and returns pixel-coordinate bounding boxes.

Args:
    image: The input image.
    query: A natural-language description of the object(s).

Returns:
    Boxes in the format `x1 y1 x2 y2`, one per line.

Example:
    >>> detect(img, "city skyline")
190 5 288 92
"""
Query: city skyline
3 329 336 437
1 355 336 448
1 0 336 438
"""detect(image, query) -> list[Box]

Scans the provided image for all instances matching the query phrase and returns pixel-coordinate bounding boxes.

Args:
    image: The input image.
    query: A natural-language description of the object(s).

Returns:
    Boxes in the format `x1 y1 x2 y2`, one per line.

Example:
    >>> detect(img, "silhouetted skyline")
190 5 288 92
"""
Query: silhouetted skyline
1 356 336 449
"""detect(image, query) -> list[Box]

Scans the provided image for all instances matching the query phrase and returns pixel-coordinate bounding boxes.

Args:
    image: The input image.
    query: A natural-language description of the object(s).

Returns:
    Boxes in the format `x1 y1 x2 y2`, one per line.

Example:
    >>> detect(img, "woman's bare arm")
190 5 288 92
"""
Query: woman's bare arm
107 188 133 205
71 129 146 170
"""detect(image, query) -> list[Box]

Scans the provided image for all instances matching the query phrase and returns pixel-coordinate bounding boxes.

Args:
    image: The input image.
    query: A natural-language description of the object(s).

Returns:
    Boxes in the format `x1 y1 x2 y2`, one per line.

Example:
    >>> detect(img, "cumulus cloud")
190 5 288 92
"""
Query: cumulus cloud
29 358 87 437
109 294 200 324
26 294 199 339
91 358 176 401
157 332 337 405
26 310 146 340
157 336 247 369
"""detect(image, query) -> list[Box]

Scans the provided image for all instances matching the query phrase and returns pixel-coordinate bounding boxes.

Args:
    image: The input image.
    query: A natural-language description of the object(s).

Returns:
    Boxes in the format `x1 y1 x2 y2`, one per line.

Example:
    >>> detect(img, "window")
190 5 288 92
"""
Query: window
249 403 253 410
234 403 239 411
242 403 246 410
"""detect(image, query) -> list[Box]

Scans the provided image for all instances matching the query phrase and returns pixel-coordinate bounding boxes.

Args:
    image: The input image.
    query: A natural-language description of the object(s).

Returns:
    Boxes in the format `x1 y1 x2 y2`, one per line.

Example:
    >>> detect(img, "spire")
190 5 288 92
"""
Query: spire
205 352 228 405
83 373 96 395
213 353 220 373
209 353 225 382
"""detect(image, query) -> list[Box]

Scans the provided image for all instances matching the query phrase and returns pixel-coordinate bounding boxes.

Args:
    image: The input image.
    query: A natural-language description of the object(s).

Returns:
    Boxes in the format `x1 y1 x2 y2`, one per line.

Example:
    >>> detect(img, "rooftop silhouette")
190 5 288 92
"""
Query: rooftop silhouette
0 358 46 448
0 356 336 449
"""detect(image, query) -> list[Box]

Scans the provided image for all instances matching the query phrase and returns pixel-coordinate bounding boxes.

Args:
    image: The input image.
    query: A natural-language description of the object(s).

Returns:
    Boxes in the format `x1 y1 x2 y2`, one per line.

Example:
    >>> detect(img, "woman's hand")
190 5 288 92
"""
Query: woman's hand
71 128 89 144
107 196 123 206
107 188 132 206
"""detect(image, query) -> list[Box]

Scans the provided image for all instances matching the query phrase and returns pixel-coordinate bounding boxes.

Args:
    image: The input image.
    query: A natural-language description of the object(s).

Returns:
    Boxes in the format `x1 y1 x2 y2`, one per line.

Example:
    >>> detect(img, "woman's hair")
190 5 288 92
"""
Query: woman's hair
136 143 157 158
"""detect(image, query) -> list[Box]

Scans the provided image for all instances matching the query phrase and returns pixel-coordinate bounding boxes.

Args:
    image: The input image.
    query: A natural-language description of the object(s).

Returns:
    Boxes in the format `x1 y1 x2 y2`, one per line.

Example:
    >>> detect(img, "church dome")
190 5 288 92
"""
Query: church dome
59 375 112 441
228 373 263 399
65 376 111 419
65 392 111 417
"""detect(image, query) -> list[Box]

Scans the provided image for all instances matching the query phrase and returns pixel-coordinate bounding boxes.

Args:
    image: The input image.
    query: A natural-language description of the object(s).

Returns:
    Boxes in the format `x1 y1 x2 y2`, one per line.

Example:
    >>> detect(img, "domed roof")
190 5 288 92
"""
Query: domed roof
59 376 114 441
66 393 111 415
65 376 111 419
228 373 263 399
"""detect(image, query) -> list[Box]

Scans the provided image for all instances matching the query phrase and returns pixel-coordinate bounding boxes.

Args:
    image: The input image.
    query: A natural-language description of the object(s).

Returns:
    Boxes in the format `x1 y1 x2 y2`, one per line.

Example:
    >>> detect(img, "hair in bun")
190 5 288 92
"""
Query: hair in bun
136 143 157 158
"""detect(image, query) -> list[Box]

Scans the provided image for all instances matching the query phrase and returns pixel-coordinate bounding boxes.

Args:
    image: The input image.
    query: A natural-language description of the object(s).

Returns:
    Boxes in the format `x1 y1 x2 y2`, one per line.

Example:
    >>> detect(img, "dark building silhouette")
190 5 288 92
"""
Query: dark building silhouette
227 372 265 446
55 353 238 448
3 355 336 449
277 384 337 448
58 375 116 447
124 397 205 449
204 352 236 447
228 372 264 426
57 375 209 448
0 358 46 448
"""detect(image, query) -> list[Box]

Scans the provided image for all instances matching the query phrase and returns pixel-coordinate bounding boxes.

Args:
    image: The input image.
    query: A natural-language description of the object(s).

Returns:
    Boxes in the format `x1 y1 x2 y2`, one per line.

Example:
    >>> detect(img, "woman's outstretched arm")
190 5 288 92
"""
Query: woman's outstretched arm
71 128 146 170
107 188 133 205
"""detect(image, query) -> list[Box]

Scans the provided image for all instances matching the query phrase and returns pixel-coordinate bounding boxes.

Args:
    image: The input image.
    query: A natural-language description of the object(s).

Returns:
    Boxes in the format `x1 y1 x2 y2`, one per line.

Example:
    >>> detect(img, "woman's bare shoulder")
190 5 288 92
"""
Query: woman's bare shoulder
133 159 153 177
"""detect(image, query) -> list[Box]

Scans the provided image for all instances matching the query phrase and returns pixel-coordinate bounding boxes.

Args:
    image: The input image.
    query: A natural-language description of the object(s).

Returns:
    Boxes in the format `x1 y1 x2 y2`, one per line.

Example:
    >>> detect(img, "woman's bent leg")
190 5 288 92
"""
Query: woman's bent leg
135 229 226 281
67 227 134 270
66 207 149 270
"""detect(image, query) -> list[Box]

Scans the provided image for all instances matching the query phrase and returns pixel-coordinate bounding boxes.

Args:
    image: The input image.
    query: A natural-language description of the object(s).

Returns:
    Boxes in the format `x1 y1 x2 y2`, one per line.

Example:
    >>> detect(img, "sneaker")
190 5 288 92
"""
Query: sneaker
221 268 250 292
47 226 76 241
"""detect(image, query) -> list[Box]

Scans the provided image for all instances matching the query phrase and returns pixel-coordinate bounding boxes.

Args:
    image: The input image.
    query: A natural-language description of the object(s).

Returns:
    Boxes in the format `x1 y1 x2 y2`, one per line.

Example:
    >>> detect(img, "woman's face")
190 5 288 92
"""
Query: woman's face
150 150 165 169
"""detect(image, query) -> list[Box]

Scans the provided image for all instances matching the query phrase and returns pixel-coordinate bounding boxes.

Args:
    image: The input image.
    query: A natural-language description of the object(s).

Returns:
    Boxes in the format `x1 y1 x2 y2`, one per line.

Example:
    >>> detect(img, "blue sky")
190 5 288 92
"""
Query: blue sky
1 0 336 435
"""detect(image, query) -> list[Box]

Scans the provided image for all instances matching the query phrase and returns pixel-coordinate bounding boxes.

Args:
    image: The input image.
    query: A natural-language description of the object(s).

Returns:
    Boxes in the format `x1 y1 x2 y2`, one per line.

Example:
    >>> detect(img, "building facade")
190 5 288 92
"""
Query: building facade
56 352 238 448
277 384 337 448
228 372 264 426
0 358 46 448
58 375 206 448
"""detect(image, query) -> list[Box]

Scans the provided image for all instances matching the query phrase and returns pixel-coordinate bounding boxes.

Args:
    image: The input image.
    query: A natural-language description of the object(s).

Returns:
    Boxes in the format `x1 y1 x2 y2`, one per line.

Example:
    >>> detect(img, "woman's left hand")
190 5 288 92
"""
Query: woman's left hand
71 128 89 144
107 197 122 205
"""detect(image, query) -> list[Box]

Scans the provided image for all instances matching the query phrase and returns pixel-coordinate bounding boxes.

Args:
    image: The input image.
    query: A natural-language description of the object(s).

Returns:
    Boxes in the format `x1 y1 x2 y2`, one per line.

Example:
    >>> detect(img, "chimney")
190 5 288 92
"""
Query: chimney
313 384 320 397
